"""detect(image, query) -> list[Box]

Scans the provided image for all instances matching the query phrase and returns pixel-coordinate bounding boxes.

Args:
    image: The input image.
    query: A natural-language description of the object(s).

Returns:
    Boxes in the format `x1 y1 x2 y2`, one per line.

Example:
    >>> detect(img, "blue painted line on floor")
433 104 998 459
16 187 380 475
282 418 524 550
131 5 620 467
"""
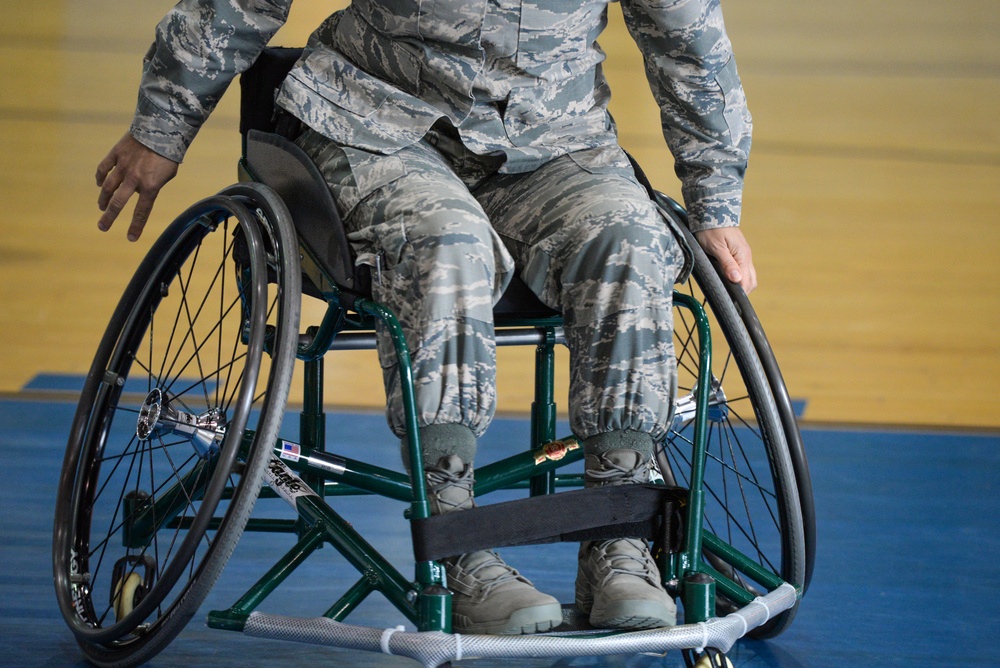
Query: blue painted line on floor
23 373 216 396
21 373 87 392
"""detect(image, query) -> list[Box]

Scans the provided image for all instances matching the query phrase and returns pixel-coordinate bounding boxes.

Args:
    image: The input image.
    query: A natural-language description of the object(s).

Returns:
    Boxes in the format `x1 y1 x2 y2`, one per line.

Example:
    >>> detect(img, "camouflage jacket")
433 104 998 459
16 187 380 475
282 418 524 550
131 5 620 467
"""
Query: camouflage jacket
131 0 752 231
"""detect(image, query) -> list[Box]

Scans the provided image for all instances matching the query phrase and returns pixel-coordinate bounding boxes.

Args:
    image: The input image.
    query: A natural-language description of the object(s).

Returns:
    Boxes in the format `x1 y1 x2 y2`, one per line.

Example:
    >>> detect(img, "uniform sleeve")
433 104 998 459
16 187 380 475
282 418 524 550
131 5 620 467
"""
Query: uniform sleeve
130 0 293 163
619 0 752 232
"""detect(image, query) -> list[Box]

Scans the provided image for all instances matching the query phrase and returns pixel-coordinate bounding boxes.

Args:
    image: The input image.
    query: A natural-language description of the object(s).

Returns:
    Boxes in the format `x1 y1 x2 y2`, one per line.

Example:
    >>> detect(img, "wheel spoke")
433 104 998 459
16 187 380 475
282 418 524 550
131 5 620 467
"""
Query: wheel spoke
52 189 310 657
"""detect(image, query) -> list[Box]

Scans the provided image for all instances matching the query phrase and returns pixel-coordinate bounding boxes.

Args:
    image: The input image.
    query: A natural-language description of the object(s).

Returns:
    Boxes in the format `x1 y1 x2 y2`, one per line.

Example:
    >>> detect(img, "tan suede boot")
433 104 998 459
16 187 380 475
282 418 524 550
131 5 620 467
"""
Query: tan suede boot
426 455 563 634
575 449 677 629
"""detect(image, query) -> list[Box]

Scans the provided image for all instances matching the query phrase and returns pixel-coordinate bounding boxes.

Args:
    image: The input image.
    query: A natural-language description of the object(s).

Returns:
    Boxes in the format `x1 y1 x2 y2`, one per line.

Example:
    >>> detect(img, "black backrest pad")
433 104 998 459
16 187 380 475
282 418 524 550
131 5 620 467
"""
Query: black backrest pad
240 47 355 290
240 47 302 137
245 130 356 290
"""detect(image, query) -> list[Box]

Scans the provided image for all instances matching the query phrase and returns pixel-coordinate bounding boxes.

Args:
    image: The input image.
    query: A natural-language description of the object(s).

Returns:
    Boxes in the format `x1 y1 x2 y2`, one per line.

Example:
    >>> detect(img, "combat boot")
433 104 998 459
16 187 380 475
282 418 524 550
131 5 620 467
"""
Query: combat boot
575 449 677 629
425 455 564 634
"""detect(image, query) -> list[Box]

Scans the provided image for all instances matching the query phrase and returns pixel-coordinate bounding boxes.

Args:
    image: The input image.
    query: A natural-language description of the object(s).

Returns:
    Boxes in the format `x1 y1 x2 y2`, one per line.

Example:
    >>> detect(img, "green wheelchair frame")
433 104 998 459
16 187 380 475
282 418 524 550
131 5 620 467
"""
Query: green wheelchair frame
52 49 813 668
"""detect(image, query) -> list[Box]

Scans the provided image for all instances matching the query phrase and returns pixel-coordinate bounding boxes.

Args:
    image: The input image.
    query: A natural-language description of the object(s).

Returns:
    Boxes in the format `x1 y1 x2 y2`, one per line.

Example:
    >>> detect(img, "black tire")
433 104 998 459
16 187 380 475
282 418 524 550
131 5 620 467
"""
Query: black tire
657 202 807 639
53 185 300 667
719 280 816 593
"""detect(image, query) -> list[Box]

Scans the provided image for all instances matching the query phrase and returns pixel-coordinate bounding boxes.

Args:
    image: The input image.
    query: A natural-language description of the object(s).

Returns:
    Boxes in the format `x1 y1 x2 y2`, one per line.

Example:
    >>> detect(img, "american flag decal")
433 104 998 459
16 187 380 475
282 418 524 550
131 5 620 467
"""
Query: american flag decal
279 441 301 463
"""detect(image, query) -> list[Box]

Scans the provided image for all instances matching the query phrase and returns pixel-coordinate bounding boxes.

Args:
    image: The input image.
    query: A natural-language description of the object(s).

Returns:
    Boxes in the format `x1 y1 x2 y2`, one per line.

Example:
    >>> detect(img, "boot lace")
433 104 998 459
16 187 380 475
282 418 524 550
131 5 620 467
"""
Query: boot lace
584 456 647 486
594 538 661 588
450 550 528 596
425 460 475 513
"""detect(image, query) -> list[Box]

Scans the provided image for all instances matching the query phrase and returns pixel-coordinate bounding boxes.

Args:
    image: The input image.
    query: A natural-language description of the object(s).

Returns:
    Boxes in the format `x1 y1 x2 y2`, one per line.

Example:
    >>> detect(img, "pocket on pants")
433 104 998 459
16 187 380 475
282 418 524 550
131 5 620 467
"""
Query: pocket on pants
337 147 409 215
348 213 408 281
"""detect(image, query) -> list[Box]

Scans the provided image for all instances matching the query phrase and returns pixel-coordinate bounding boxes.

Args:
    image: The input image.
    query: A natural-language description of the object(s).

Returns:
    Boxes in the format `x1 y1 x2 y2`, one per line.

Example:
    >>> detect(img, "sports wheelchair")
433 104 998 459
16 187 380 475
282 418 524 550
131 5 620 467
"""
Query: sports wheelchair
53 48 815 668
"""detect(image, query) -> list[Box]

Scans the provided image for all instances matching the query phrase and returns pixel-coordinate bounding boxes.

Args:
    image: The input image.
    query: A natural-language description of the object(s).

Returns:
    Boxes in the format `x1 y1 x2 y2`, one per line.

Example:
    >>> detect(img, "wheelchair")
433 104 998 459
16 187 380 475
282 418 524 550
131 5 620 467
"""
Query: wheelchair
53 48 815 668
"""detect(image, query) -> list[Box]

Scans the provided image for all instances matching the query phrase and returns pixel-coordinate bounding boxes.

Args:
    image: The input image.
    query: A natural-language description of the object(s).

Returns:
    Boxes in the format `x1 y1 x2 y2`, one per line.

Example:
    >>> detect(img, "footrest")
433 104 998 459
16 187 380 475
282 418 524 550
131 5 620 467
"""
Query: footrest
238 583 799 666
410 484 685 562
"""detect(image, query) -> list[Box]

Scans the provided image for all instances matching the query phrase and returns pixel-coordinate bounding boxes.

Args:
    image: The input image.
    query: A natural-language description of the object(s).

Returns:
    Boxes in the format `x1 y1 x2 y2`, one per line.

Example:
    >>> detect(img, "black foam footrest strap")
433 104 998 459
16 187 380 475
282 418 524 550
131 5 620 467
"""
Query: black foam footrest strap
410 484 686 562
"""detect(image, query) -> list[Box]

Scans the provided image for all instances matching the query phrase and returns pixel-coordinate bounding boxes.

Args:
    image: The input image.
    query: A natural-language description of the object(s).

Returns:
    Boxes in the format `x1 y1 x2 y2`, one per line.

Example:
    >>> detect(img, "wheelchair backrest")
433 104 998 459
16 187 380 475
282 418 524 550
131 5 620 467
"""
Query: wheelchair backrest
240 47 303 139
240 47 360 293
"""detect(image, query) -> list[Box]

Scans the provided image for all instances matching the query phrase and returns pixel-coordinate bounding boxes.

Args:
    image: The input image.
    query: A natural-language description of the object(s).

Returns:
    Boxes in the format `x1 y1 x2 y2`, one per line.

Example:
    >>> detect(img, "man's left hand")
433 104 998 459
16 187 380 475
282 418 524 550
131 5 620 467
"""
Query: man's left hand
694 227 757 294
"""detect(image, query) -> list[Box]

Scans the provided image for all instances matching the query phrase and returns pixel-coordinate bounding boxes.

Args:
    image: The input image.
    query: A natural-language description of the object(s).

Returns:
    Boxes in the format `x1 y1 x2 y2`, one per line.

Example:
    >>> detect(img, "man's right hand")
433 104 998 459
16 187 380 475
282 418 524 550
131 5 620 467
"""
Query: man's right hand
96 133 179 242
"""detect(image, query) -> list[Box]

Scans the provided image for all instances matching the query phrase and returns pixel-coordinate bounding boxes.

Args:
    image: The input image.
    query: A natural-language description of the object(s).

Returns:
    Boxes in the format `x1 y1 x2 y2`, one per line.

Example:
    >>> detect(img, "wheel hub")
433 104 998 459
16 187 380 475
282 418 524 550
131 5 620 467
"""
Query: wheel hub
136 388 228 457
672 376 729 429
136 389 164 440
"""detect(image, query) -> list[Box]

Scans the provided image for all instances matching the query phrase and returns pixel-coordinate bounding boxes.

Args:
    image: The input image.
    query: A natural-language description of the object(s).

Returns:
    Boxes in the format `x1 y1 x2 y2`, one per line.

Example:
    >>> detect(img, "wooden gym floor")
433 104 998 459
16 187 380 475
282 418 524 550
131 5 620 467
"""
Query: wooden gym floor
2 0 998 429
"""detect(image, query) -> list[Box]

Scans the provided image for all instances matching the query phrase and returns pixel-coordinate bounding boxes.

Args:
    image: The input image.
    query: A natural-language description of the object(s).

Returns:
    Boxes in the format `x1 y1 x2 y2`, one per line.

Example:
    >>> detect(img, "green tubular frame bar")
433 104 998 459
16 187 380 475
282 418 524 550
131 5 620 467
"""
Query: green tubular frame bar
192 285 796 636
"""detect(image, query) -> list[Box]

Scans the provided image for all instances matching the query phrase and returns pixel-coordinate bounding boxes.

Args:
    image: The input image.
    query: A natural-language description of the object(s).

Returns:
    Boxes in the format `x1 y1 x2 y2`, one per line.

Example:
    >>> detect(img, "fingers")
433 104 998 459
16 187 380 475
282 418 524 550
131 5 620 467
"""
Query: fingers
96 163 158 241
724 238 757 294
95 152 115 188
96 141 131 233
94 133 178 241
726 247 757 294
716 252 744 286
96 147 121 214
128 191 158 242
694 227 758 295
97 163 129 231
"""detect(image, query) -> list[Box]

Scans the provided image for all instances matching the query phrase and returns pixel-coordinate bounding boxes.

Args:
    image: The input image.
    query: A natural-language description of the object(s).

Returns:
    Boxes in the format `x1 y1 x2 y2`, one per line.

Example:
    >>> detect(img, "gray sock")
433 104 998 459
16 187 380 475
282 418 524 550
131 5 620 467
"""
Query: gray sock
400 423 477 473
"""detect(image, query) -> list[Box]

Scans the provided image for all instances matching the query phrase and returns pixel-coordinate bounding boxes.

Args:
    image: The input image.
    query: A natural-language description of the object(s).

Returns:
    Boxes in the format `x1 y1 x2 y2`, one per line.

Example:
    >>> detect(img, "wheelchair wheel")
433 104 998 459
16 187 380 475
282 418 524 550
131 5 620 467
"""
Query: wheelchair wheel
659 218 808 639
719 277 816 594
53 184 300 666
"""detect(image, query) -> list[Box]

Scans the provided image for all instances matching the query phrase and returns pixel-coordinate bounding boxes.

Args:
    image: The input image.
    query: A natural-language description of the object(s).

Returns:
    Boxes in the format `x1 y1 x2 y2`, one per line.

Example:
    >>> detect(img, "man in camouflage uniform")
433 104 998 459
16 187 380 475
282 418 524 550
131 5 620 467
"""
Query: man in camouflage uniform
96 0 757 636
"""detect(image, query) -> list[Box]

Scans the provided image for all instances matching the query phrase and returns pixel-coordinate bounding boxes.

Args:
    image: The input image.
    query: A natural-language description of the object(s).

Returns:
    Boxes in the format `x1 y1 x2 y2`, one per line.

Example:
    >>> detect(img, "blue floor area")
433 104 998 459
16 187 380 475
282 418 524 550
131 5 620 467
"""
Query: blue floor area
2 397 999 667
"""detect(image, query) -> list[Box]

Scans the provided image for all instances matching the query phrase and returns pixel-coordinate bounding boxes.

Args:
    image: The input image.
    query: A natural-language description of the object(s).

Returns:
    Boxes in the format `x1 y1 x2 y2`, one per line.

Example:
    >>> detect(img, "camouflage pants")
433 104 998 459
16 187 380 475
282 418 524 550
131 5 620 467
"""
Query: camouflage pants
296 127 685 443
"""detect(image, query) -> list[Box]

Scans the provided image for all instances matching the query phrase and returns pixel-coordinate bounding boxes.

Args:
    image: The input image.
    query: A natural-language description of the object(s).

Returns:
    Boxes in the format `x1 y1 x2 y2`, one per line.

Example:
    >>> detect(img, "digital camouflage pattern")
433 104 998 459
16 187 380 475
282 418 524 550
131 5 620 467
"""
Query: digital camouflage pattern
129 0 751 441
295 126 684 441
132 0 751 232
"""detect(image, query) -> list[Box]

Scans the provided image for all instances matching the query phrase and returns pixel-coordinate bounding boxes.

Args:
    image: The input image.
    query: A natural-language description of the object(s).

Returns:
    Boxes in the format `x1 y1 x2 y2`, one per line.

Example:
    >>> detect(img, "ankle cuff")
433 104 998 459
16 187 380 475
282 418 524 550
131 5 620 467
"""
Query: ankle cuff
582 430 654 459
401 423 477 472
